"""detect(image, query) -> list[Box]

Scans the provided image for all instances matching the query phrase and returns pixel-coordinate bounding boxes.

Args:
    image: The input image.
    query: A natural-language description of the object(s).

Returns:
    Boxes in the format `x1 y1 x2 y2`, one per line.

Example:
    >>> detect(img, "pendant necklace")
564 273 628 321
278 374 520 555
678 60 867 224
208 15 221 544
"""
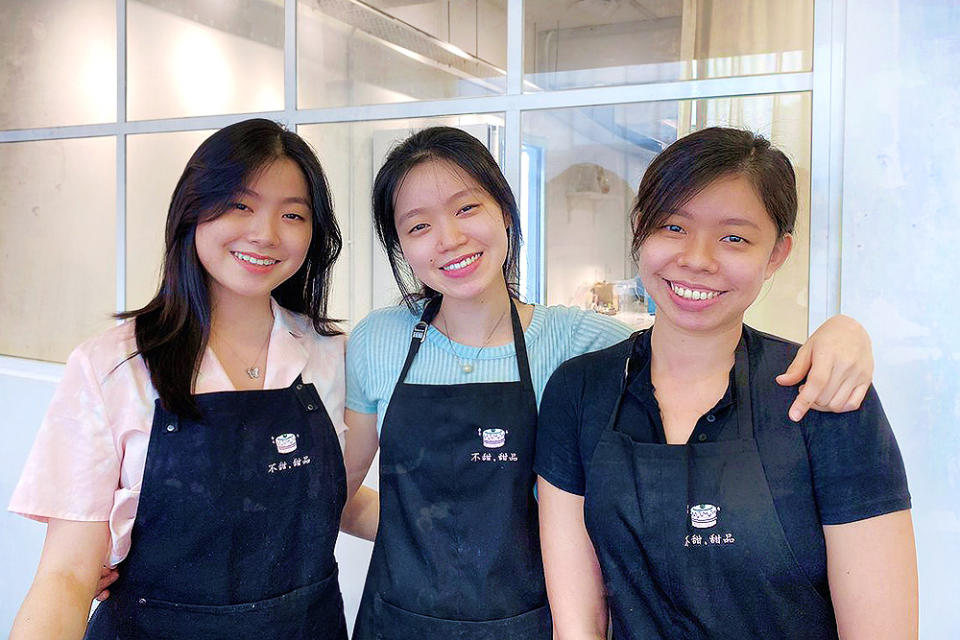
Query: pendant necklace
212 325 272 380
439 305 508 374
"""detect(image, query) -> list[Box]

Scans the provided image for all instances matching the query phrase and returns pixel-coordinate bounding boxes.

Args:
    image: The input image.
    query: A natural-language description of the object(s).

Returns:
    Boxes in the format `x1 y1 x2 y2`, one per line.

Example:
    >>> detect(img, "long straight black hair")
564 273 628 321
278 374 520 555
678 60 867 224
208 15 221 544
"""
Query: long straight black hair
120 118 342 418
371 126 523 312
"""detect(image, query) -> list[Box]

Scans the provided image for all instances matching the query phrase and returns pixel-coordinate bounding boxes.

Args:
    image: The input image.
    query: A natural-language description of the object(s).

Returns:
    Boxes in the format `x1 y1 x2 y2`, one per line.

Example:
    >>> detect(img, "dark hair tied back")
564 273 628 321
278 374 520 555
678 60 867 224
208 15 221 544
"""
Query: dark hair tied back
630 127 797 261
371 126 522 312
119 118 341 418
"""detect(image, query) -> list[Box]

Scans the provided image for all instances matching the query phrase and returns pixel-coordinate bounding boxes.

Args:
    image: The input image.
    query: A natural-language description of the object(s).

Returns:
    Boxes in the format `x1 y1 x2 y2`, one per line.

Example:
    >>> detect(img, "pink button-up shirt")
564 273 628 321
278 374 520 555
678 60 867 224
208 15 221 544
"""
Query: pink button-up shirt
9 300 347 566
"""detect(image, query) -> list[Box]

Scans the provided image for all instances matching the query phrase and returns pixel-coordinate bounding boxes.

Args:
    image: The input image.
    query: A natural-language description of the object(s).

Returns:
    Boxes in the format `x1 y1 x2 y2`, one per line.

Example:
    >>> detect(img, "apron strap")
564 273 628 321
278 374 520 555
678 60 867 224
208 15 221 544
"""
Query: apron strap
732 334 753 440
507 299 535 395
601 332 643 434
395 295 534 393
291 374 323 412
396 297 443 385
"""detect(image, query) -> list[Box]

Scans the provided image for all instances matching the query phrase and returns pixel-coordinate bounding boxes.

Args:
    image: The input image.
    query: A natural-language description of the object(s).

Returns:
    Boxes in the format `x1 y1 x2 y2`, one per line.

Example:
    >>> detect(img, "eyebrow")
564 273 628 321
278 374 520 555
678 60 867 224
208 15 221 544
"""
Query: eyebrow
396 187 485 221
240 187 310 207
719 217 761 229
670 209 762 230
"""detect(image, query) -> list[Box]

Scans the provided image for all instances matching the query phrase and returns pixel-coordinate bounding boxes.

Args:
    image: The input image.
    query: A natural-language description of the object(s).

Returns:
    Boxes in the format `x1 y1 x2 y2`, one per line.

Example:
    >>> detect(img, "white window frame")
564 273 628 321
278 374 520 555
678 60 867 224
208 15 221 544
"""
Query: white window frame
0 0 846 376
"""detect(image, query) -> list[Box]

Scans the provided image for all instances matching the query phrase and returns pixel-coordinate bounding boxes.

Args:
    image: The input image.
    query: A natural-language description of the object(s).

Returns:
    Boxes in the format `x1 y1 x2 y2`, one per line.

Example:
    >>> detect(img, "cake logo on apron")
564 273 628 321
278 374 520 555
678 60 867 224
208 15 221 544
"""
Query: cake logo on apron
690 504 719 529
273 433 298 454
479 428 507 448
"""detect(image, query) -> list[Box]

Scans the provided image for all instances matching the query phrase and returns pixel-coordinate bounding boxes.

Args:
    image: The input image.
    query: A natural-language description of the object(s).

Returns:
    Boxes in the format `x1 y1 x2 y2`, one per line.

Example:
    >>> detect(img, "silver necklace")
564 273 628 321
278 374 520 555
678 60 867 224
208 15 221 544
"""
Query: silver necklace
212 326 272 379
439 306 508 374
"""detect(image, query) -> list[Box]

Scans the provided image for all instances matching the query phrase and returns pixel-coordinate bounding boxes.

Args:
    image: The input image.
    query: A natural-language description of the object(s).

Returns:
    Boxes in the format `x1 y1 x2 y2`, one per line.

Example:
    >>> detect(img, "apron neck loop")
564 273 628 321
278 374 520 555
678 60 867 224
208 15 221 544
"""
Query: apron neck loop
602 331 643 434
733 333 753 440
395 295 534 390
396 296 442 384
507 298 534 393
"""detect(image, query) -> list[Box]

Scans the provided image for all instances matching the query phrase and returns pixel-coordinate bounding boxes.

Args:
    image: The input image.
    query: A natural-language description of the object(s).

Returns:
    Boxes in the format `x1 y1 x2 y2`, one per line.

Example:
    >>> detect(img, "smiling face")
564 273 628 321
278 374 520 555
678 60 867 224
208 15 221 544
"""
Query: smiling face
195 156 313 308
638 173 793 336
393 159 510 304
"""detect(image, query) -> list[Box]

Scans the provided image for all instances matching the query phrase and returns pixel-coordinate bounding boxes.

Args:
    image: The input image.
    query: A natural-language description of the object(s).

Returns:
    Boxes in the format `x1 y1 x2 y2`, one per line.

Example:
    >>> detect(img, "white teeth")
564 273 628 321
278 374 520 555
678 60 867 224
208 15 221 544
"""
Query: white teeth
671 282 720 301
441 253 480 271
233 252 278 266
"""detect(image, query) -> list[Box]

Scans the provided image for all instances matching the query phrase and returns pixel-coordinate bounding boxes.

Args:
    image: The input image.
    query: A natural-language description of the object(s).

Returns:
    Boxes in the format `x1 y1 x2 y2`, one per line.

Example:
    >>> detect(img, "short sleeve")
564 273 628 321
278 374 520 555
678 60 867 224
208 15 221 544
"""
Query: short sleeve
9 345 120 522
345 318 377 414
535 362 588 496
805 385 911 525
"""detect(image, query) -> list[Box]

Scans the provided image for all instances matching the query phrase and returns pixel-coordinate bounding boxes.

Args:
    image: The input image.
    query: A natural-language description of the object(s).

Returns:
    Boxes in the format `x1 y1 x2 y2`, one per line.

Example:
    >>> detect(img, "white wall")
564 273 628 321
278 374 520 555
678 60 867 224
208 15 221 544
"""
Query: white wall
0 363 59 633
840 1 960 636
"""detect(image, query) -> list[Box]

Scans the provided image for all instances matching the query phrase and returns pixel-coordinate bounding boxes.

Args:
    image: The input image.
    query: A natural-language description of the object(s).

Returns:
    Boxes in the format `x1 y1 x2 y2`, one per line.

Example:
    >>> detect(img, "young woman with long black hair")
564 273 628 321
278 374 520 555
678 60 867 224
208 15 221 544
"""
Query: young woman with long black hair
343 126 877 639
10 119 356 639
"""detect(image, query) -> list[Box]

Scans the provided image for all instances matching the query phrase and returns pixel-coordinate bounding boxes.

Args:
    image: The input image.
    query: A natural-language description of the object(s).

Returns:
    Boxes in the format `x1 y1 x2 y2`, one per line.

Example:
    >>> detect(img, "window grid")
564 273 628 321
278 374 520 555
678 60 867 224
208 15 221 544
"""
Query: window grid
0 0 841 373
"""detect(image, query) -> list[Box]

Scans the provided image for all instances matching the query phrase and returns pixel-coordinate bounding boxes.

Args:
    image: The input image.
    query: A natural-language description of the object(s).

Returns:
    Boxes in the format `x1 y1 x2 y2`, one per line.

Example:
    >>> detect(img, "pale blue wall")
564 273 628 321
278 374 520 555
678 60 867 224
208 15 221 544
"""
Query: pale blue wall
842 1 960 636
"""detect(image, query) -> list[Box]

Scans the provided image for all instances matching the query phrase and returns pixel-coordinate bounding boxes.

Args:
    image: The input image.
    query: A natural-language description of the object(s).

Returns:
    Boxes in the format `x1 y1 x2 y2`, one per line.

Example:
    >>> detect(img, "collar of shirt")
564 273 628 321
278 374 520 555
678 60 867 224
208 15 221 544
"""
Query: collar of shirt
195 298 309 393
623 328 737 443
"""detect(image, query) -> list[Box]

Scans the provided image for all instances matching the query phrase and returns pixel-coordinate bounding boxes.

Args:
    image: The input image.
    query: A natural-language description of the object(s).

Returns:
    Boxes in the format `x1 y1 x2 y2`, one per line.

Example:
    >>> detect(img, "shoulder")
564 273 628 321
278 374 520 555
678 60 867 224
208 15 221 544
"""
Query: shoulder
742 325 801 388
535 304 634 351
550 334 636 391
538 304 627 332
348 304 420 350
744 325 801 360
353 304 420 335
68 321 142 382
277 307 347 359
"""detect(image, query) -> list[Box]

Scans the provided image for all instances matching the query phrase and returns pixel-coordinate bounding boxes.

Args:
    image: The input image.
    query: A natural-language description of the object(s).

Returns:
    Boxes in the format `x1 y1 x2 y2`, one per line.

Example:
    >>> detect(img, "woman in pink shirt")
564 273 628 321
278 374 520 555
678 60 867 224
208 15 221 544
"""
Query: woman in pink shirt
10 119 361 640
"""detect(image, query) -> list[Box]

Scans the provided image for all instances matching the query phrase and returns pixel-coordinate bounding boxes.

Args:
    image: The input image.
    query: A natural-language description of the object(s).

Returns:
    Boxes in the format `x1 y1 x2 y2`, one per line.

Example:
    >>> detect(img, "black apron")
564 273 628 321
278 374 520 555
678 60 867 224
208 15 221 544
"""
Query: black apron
583 332 837 639
353 297 551 640
85 376 348 640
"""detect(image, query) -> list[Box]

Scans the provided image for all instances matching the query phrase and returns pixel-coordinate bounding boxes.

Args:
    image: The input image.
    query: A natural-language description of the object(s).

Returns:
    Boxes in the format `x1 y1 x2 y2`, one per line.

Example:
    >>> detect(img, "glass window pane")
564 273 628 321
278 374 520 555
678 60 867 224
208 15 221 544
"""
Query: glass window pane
0 137 116 362
523 92 811 342
126 130 215 311
0 0 116 129
298 1 506 109
524 0 812 92
299 114 504 324
127 0 284 121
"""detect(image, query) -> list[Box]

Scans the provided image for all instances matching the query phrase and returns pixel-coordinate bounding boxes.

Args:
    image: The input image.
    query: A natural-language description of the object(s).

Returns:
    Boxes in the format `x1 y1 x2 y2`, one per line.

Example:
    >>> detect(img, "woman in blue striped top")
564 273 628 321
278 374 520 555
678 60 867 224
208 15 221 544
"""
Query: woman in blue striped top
343 126 874 640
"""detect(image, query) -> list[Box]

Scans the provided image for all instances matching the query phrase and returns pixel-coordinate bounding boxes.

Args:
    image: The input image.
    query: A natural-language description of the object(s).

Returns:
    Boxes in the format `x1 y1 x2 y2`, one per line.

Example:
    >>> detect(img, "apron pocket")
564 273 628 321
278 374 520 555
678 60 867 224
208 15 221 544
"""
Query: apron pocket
119 567 346 640
375 595 551 640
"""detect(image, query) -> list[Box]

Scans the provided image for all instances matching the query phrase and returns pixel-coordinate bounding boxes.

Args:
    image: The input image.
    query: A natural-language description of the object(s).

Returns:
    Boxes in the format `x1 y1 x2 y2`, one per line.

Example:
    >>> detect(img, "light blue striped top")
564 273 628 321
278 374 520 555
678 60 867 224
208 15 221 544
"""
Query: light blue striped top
346 303 634 433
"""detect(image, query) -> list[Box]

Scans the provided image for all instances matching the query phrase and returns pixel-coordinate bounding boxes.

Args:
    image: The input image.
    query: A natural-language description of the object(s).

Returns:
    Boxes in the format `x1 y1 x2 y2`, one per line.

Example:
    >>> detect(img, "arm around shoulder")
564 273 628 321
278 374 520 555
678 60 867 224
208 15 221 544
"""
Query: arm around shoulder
778 314 873 421
12 519 111 640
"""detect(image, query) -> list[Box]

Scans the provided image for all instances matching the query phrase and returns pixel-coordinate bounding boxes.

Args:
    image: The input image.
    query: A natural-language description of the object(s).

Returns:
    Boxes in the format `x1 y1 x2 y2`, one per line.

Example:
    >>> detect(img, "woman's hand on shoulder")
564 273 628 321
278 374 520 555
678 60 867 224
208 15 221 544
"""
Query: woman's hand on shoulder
776 314 873 421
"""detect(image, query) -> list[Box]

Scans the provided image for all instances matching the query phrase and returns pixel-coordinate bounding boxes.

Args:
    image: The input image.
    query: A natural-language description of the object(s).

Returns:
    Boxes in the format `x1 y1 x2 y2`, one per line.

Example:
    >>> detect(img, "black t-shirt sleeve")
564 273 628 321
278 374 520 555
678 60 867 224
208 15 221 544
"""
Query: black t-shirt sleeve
804 385 911 525
535 362 588 496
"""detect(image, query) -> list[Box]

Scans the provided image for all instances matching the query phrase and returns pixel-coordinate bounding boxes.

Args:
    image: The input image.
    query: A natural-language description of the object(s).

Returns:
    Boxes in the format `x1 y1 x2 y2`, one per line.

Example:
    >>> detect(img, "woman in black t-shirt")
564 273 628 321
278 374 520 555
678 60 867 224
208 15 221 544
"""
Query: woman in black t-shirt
535 127 916 640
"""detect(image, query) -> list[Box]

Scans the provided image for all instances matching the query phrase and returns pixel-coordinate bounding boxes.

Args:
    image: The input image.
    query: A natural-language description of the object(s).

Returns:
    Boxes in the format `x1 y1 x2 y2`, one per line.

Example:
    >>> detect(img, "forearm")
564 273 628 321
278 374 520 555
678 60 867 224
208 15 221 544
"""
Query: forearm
340 484 379 540
12 571 96 640
539 477 608 640
12 518 109 640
